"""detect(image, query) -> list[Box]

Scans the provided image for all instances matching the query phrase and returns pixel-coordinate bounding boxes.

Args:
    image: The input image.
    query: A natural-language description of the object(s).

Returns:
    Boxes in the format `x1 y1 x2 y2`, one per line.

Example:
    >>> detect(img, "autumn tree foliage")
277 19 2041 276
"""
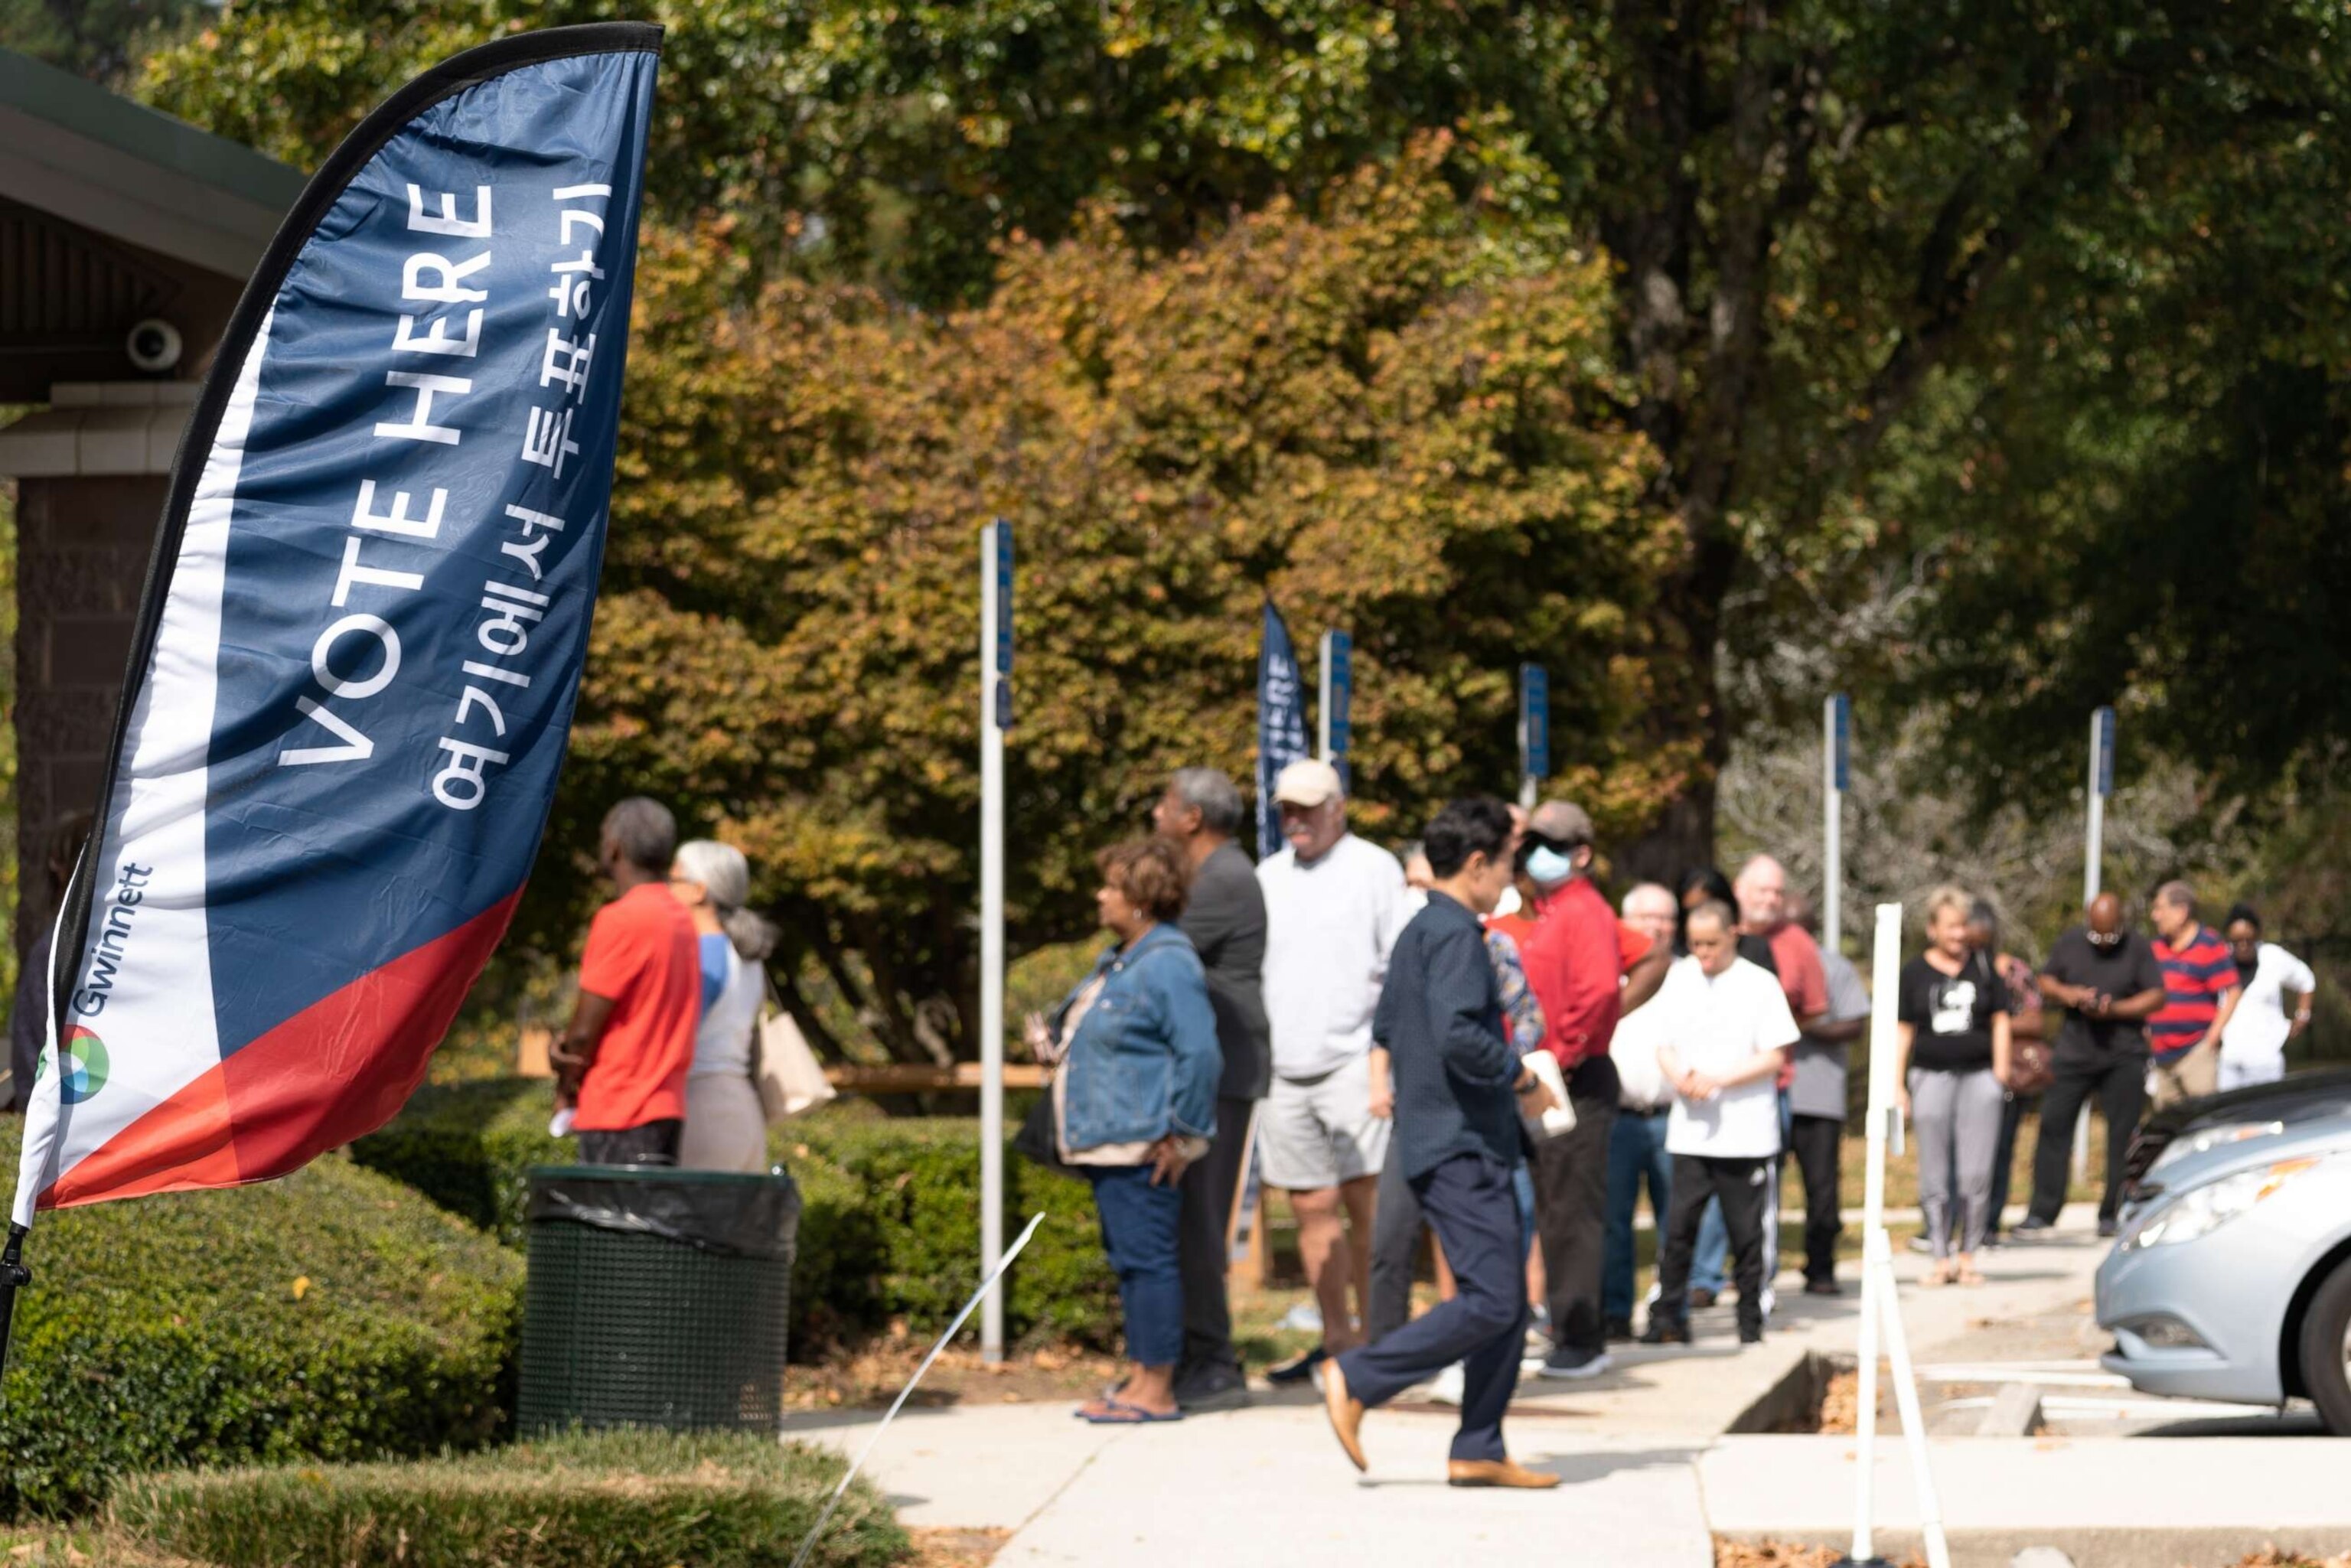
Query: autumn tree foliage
528 151 1674 1061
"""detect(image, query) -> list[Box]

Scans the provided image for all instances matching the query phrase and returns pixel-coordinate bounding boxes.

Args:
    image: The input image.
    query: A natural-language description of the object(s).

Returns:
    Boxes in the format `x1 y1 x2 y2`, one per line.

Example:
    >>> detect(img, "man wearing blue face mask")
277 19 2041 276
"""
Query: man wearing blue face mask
1516 800 1668 1379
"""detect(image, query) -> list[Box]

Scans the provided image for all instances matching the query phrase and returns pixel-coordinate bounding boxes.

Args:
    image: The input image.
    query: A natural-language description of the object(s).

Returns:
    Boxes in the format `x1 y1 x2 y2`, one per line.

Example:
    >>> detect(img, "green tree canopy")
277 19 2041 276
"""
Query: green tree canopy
541 149 1671 1061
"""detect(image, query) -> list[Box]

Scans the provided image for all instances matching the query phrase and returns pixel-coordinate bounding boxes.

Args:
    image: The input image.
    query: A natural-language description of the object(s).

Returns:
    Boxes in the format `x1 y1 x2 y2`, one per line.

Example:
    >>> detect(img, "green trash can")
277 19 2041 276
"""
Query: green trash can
518 1164 800 1434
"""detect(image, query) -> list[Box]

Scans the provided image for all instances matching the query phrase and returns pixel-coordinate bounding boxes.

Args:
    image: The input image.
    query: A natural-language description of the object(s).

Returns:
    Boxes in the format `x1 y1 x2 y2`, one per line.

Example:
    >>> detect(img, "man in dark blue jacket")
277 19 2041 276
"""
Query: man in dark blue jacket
1322 797 1560 1488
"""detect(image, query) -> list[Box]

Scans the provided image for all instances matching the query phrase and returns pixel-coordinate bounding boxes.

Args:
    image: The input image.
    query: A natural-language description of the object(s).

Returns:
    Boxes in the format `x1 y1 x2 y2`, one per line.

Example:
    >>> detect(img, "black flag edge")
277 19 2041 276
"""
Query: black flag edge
47 20 667 1035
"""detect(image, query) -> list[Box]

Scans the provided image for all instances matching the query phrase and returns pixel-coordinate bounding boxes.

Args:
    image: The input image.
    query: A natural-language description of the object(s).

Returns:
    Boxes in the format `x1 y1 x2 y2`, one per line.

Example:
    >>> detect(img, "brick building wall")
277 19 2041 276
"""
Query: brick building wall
13 474 160 963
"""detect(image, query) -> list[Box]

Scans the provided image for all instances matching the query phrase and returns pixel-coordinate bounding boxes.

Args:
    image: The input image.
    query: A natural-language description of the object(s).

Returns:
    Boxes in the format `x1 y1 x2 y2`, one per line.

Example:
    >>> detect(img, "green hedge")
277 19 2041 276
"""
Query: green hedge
0 1125 520 1521
109 1429 906 1568
351 1080 1120 1349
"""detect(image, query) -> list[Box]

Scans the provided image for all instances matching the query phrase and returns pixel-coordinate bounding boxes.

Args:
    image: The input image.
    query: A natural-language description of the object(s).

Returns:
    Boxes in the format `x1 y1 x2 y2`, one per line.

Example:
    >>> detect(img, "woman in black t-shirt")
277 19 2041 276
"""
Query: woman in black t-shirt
1894 885 2014 1285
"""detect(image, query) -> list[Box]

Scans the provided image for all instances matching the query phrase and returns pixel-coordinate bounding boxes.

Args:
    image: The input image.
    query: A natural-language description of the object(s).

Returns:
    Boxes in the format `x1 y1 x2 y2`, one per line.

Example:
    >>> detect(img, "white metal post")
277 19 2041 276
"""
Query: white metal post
978 522 1008 1363
2084 708 2107 907
1518 663 1548 814
1318 631 1336 763
1845 901 1950 1568
1824 695 1847 956
2077 708 2113 1189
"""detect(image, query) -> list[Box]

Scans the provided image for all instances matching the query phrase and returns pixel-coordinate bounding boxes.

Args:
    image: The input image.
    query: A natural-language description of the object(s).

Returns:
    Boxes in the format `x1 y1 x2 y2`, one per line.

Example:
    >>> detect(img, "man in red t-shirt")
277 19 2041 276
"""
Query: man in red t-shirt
1733 856 1830 1035
1515 800 1666 1380
551 797 703 1166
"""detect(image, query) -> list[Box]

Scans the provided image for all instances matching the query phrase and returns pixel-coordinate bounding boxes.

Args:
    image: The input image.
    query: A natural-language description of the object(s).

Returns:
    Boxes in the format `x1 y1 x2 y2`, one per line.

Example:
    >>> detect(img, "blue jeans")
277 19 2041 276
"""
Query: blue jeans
1087 1165 1185 1367
1604 1110 1671 1321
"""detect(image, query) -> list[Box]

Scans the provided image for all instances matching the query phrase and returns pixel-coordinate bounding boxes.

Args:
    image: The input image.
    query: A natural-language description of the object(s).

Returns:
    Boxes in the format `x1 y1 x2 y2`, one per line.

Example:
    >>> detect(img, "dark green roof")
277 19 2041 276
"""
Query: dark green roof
0 47 305 211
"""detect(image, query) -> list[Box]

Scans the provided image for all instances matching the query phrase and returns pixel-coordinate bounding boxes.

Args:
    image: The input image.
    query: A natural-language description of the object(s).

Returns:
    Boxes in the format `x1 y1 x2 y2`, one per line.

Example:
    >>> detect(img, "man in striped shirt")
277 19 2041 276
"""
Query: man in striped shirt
2147 882 2242 1108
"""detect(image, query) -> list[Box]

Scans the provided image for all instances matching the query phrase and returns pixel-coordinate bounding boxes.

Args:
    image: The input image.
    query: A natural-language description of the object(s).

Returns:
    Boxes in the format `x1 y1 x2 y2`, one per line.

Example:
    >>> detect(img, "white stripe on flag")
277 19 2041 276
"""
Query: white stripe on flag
10 315 264 1224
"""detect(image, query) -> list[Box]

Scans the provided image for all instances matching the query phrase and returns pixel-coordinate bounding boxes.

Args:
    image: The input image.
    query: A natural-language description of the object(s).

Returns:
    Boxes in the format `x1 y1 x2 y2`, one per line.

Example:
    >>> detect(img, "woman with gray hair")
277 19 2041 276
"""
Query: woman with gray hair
668 839 776 1172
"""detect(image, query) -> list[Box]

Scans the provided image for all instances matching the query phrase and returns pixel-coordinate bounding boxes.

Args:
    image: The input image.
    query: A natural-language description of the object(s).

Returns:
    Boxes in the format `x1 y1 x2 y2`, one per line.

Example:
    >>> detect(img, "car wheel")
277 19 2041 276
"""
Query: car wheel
2301 1256 2351 1436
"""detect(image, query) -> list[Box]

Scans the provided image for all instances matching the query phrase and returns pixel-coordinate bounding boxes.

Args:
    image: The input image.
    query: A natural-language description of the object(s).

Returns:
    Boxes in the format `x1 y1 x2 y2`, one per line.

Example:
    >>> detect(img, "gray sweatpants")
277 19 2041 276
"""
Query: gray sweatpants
1910 1067 2003 1259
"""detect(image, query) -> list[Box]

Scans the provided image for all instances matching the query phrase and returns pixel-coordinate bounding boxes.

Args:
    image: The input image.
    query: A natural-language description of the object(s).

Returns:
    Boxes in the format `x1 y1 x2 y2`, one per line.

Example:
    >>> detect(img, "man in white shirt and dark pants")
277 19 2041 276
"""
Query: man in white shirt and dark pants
1257 759 1410 1377
1645 900 1802 1346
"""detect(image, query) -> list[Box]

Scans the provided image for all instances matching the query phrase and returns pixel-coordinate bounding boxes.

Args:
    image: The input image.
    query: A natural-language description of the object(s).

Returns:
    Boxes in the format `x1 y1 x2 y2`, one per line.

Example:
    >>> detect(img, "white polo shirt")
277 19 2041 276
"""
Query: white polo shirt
1658 954 1801 1159
1257 833 1409 1080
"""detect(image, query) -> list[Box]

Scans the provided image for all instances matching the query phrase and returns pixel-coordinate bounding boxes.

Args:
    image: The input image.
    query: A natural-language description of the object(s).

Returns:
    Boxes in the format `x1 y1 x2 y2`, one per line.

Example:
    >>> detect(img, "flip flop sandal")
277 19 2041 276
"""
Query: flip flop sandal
1078 1397 1183 1425
1955 1266 1987 1287
1074 1377 1133 1415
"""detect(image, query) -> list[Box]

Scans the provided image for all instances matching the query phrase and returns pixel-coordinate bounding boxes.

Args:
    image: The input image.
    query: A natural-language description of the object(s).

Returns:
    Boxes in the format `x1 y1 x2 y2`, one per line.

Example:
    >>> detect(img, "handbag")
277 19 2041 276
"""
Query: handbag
2009 1037 2056 1097
752 970 835 1124
1013 1080 1083 1178
1987 952 2054 1097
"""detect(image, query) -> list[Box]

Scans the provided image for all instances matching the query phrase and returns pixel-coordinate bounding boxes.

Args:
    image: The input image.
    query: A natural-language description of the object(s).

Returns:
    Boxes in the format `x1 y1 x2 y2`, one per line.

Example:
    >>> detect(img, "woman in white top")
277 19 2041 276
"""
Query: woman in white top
2220 904 2317 1091
669 839 773 1172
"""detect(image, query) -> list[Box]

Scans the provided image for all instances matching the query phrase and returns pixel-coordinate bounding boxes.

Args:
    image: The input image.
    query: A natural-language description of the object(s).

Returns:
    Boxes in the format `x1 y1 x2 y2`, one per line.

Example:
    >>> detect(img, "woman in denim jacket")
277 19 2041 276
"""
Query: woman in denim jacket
1042 838 1221 1423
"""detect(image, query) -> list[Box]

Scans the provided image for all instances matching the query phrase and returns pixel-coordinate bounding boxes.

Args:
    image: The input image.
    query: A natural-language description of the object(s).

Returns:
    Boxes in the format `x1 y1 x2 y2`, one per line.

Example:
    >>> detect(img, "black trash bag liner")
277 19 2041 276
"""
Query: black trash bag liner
526 1167 801 1260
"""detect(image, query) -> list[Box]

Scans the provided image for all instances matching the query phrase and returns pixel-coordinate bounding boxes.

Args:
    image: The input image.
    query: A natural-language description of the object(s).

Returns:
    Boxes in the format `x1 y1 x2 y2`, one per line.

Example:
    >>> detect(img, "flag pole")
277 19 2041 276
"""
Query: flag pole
978 521 1012 1364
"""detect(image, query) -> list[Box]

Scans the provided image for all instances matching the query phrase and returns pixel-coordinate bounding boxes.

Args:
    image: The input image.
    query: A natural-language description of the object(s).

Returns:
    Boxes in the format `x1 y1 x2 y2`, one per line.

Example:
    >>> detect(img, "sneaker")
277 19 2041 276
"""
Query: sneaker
1738 1324 1764 1345
1173 1361 1250 1413
1603 1315 1635 1342
1638 1316 1691 1347
2011 1215 2054 1235
1425 1362 1466 1405
1687 1287 1718 1309
2097 1218 2119 1240
1538 1345 1613 1381
1802 1277 1841 1298
1906 1234 1935 1256
1266 1346 1328 1387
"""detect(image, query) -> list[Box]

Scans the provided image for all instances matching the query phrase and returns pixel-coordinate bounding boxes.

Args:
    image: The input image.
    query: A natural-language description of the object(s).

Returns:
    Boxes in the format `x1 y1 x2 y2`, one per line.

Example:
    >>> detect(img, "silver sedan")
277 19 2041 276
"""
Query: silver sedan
2095 1071 2351 1433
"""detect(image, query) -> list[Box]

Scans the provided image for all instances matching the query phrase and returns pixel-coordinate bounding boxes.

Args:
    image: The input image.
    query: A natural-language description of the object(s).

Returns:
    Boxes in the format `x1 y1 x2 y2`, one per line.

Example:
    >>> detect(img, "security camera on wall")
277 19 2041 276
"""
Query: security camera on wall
126 318 184 376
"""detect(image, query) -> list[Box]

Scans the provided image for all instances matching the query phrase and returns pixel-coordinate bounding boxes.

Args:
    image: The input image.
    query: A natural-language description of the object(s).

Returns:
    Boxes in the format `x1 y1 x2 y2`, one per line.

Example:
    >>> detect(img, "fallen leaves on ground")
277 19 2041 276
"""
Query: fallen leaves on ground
1714 1541 1922 1568
908 1527 1012 1567
784 1343 1120 1412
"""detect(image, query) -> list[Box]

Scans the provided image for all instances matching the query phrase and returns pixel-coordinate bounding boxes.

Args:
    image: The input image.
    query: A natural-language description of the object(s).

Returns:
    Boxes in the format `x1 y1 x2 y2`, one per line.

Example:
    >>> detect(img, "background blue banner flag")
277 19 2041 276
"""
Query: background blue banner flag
1257 601 1310 861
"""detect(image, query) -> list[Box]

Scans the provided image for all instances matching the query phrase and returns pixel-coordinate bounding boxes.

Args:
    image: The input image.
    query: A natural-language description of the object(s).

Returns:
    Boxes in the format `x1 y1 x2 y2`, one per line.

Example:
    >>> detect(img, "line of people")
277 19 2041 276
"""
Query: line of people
1032 761 1866 1478
547 797 792 1174
1029 759 2323 1484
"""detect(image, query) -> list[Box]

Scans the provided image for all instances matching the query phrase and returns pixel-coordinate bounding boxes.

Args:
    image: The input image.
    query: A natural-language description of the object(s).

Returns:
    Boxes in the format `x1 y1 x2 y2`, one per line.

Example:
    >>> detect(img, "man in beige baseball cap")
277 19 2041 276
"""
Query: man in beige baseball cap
1256 756 1410 1384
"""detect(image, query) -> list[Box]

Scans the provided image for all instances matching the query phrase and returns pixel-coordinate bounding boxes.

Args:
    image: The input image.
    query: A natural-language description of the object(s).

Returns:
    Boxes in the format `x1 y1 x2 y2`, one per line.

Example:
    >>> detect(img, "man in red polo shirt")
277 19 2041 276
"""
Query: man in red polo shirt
552 797 703 1166
1517 800 1666 1379
1733 856 1829 1035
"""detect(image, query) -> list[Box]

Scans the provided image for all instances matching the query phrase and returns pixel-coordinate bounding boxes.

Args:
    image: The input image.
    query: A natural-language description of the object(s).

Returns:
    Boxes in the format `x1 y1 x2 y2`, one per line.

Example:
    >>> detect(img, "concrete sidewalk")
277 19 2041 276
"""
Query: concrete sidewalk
1702 1436 2351 1568
784 1212 2335 1566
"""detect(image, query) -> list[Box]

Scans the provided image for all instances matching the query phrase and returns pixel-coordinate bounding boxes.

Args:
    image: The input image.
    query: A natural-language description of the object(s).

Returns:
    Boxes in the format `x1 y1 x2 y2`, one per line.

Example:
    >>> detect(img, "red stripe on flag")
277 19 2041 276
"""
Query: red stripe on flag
42 892 520 1211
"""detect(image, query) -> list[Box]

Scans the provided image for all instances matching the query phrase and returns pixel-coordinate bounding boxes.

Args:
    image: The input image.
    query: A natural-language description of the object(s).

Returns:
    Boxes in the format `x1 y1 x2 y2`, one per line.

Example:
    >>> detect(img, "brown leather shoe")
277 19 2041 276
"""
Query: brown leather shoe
1322 1355 1368 1472
1447 1458 1562 1489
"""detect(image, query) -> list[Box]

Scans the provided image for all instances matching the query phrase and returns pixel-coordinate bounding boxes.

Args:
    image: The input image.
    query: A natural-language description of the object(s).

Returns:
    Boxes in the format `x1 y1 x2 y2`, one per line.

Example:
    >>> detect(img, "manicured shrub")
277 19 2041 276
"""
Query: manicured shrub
350 1081 889 1353
791 1115 1120 1349
109 1428 906 1568
354 1081 1122 1350
0 1125 520 1521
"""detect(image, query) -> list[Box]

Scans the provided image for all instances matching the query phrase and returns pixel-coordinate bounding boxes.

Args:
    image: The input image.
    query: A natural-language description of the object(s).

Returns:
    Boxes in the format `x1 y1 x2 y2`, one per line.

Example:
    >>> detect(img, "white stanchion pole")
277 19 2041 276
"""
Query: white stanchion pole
1841 902 1950 1568
978 521 1009 1364
2076 708 2113 1189
1824 695 1847 956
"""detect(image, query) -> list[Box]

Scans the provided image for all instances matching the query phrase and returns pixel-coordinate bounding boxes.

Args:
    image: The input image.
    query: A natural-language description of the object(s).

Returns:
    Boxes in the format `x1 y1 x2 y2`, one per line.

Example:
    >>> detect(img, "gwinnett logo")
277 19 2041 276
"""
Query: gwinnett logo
57 1025 109 1104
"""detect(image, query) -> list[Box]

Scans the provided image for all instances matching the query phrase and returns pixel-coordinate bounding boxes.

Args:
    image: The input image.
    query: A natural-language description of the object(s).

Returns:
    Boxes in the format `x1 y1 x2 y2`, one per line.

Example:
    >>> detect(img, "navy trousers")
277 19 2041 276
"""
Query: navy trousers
1337 1152 1526 1463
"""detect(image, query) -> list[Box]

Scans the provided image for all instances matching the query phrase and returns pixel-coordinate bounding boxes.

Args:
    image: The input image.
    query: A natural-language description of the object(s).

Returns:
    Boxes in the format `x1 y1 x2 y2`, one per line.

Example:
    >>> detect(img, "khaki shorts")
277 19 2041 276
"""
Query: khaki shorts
1258 1054 1390 1191
2149 1038 2219 1110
